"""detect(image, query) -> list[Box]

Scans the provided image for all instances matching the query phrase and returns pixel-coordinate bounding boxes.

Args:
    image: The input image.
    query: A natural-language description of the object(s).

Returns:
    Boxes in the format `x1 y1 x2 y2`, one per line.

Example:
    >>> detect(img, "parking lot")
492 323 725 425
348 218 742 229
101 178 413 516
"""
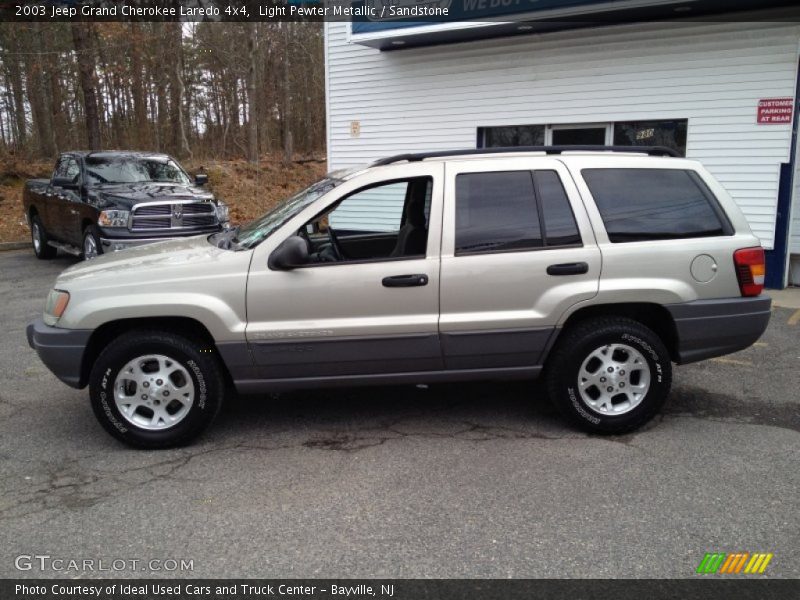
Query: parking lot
0 247 798 578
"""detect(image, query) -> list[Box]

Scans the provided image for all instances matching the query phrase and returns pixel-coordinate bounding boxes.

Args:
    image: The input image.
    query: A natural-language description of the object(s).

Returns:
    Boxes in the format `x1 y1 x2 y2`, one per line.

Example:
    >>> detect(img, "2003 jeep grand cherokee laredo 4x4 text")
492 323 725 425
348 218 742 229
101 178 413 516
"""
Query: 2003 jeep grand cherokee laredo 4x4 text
27 146 771 448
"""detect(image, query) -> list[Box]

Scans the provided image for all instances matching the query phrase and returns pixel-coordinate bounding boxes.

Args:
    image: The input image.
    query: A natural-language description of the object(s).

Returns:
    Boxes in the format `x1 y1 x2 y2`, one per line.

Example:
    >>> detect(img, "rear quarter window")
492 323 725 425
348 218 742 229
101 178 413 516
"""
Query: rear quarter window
581 168 731 243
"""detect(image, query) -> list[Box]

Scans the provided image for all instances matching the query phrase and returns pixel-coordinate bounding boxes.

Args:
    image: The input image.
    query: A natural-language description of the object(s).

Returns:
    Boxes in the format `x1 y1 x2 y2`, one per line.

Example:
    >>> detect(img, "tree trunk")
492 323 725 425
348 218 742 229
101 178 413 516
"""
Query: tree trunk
48 49 66 153
24 24 55 157
282 24 293 166
71 22 101 151
247 24 259 164
168 23 188 158
6 28 27 148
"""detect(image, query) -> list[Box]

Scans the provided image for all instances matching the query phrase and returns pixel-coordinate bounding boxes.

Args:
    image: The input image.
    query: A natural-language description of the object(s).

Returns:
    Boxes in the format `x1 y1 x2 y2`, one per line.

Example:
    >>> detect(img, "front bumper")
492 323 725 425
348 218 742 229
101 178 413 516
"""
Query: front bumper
99 236 187 252
26 318 92 389
666 296 772 364
98 224 223 253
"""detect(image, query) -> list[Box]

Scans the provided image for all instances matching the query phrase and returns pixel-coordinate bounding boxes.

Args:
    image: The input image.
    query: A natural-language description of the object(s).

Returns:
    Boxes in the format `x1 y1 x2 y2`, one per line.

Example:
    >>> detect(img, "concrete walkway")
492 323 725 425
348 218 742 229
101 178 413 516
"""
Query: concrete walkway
768 287 800 309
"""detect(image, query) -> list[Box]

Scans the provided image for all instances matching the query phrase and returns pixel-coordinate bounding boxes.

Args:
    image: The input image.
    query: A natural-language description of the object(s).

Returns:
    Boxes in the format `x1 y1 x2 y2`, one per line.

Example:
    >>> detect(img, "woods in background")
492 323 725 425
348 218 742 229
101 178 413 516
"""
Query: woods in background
0 22 326 164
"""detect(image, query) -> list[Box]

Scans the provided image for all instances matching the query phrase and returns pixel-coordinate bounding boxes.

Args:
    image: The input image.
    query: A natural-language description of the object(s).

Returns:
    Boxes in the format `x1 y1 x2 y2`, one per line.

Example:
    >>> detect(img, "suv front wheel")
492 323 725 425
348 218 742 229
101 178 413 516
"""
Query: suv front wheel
89 331 225 448
545 317 672 434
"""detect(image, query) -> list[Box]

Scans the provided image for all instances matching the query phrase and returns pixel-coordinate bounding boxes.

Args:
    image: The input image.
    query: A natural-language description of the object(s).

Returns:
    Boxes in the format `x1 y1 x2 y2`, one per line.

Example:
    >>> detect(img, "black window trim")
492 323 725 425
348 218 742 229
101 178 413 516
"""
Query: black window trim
454 169 584 258
580 167 735 244
532 169 583 249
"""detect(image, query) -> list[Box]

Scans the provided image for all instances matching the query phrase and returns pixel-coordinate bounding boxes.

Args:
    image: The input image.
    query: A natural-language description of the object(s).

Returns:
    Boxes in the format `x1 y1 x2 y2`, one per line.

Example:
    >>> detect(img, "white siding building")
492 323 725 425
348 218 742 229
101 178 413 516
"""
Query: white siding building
325 10 800 287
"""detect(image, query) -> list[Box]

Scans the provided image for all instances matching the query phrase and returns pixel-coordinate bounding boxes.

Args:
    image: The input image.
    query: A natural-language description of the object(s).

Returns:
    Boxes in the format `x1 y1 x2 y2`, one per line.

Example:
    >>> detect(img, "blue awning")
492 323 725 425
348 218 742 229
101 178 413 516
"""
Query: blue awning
348 0 798 49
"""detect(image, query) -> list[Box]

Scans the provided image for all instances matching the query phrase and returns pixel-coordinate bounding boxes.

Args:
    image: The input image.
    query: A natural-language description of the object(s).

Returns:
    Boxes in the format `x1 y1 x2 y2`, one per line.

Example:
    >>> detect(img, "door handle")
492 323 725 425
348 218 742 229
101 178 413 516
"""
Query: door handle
382 274 429 287
547 262 589 276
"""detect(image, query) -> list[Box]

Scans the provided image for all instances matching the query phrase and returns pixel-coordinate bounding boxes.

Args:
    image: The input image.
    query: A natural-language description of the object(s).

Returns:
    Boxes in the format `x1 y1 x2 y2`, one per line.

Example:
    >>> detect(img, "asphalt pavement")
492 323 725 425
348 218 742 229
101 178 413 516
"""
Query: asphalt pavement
0 248 798 578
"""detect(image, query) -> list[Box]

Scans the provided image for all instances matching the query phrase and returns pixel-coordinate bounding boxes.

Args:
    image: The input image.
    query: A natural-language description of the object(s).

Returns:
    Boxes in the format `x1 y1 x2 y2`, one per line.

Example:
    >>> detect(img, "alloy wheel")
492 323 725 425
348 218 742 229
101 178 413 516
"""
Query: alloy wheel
113 354 195 430
577 343 651 415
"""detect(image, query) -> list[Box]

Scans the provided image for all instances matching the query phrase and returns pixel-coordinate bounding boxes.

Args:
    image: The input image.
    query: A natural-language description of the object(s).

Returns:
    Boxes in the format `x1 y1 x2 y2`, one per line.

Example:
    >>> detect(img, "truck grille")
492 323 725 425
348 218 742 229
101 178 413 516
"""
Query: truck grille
130 202 218 231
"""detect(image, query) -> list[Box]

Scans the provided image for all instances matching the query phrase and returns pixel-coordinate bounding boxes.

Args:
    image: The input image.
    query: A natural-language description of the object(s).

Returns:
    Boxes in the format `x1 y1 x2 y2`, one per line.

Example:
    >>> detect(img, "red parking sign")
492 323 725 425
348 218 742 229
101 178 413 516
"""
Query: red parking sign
757 98 794 124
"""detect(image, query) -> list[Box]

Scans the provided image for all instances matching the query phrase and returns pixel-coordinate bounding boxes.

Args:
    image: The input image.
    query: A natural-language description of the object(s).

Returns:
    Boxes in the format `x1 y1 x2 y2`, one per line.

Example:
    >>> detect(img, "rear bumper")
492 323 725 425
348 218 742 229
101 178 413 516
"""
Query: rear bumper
26 318 92 389
666 296 771 364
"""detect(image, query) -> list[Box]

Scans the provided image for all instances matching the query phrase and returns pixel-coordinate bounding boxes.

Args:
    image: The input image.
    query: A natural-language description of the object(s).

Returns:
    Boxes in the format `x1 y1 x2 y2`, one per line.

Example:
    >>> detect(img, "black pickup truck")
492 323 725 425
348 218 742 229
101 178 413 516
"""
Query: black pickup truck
22 151 229 260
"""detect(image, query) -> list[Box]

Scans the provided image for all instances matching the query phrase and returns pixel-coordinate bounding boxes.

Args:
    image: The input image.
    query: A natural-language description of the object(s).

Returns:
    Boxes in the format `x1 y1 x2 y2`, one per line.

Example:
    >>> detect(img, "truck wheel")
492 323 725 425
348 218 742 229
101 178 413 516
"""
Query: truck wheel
89 331 225 448
82 225 103 260
545 317 672 434
31 215 57 259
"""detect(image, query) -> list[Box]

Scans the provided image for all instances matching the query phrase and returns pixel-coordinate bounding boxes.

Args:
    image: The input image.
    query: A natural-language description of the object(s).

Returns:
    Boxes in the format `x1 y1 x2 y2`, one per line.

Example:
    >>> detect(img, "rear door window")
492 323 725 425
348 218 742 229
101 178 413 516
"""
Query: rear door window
581 168 729 243
455 171 542 254
534 171 581 247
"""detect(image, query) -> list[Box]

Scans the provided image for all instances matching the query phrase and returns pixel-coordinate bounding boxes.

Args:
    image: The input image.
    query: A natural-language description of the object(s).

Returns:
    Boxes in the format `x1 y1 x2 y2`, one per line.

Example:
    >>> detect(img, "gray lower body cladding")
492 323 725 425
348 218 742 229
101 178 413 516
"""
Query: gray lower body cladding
665 296 771 364
225 328 554 393
26 318 92 388
26 295 771 394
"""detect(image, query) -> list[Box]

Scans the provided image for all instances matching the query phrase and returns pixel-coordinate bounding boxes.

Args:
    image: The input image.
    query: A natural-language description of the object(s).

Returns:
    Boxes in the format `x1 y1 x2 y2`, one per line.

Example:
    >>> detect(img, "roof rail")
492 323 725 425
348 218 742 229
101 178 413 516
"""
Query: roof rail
371 145 680 166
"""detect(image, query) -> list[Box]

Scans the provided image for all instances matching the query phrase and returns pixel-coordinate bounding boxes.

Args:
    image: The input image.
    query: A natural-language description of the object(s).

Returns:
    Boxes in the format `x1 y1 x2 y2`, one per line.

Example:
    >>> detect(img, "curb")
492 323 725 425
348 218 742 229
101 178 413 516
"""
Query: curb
0 241 29 251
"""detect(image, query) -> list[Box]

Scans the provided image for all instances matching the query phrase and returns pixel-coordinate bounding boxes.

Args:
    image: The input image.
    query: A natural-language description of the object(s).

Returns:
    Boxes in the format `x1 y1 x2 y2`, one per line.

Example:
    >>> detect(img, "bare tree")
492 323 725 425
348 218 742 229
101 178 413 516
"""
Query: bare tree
0 22 325 160
71 22 101 151
282 23 293 165
5 27 28 148
247 23 259 164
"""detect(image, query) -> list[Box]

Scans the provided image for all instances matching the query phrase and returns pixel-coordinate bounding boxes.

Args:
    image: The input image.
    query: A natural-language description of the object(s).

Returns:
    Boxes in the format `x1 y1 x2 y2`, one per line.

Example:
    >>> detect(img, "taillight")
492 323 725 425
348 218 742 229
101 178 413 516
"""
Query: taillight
733 247 765 297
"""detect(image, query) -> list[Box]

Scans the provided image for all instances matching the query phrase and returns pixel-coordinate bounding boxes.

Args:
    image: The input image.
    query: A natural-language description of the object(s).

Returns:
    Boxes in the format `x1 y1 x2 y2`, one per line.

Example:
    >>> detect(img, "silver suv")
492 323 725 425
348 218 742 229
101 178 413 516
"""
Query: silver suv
27 147 771 448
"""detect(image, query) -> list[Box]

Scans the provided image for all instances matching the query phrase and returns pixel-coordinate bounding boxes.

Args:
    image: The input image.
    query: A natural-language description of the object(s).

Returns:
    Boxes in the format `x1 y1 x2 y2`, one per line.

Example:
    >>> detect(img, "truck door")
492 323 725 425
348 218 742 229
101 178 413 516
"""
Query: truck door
438 157 601 371
49 155 83 243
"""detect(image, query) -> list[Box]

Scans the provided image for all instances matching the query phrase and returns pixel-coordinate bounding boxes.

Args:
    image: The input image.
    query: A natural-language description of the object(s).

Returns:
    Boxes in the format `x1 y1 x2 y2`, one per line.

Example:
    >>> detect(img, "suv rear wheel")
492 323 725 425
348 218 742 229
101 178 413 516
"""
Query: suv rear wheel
89 331 225 448
545 317 672 434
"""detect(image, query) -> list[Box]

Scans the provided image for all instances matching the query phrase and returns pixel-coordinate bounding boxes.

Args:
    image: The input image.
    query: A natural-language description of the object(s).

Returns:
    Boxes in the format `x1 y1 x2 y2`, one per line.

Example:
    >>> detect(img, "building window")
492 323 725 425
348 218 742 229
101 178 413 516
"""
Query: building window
480 125 545 148
455 171 542 254
581 168 727 243
613 119 688 156
478 119 688 156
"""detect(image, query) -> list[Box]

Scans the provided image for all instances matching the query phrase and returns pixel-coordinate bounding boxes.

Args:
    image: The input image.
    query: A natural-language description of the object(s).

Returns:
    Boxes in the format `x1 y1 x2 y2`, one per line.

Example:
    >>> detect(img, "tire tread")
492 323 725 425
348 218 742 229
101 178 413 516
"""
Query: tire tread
545 317 672 434
89 330 225 449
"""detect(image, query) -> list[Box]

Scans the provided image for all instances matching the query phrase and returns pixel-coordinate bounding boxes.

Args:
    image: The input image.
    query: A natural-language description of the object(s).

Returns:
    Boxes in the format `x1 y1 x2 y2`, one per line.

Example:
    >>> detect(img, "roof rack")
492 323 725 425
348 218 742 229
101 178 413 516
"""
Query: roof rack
372 145 680 166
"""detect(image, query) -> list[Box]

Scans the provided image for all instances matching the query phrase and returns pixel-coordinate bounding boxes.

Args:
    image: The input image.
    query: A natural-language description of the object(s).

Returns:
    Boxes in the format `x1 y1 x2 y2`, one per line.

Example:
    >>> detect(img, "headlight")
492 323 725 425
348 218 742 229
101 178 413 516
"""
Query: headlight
98 209 129 228
216 201 230 224
44 289 70 326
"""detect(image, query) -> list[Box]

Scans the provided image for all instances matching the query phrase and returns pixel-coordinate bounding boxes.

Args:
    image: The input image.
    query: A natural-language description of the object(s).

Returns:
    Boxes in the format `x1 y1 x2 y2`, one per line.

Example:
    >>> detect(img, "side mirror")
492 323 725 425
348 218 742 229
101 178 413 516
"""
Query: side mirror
268 235 309 270
52 177 78 189
195 173 209 186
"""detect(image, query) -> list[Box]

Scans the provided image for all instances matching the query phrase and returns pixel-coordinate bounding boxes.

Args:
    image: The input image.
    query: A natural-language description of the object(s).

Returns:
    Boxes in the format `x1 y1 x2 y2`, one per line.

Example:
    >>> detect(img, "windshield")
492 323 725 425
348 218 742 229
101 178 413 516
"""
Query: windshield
233 177 342 249
84 156 192 185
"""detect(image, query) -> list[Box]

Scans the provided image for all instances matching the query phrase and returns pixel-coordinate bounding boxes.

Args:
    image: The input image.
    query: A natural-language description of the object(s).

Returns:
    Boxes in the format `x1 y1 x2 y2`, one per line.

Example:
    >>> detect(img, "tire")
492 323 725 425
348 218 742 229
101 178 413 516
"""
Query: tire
31 214 57 259
82 224 103 260
545 317 672 434
89 331 225 448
